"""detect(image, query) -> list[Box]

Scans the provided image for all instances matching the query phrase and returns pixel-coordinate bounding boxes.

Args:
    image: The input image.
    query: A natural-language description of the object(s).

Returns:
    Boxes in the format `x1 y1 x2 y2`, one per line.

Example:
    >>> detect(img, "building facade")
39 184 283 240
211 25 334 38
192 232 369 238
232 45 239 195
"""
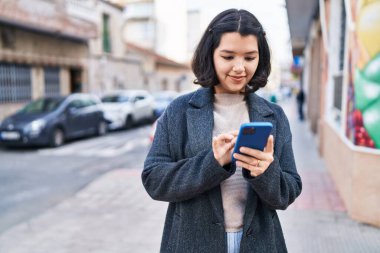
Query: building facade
66 0 144 94
286 0 380 227
126 42 191 92
0 0 96 120
0 0 149 121
122 0 188 64
122 0 192 92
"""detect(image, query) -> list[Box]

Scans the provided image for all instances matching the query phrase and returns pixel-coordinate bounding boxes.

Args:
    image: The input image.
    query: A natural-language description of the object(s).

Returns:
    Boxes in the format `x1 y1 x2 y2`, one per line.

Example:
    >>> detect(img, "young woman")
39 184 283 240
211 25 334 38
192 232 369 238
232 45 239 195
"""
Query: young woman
142 9 302 253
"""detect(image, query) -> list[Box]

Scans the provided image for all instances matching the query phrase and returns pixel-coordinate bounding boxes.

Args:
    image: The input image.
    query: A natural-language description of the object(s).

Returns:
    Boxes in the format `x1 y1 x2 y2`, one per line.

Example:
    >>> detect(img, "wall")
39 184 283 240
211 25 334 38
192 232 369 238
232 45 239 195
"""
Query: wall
88 56 143 95
317 0 380 227
0 104 24 121
155 64 192 92
0 28 88 65
155 0 187 63
323 120 380 226
305 21 322 135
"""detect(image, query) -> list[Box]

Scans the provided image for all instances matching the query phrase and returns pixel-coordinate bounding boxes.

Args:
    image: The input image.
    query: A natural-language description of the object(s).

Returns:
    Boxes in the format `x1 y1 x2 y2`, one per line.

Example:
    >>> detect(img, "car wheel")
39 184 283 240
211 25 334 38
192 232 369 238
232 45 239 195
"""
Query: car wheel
50 128 64 147
97 121 107 136
124 115 133 129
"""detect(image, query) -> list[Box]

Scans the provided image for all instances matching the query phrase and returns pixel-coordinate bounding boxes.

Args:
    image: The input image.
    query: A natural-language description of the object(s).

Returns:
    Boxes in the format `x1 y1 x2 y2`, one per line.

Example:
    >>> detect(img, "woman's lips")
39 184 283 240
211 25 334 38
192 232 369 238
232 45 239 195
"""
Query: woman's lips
229 75 246 82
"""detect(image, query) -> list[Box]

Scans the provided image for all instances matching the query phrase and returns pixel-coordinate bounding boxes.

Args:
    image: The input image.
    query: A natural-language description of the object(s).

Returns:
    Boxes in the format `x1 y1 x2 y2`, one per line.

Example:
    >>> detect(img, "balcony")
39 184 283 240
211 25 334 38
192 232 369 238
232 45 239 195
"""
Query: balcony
124 2 154 20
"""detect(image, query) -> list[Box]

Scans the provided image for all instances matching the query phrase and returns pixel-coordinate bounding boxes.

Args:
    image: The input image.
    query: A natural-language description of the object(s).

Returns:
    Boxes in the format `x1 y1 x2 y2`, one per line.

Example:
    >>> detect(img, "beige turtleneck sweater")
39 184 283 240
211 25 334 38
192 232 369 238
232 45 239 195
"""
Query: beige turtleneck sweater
213 93 250 232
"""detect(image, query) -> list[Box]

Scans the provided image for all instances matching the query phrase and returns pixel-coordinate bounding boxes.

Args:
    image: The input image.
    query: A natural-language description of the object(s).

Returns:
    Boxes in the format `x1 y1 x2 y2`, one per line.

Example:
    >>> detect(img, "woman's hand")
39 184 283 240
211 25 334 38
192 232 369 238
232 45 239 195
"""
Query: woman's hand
232 135 274 177
212 131 238 166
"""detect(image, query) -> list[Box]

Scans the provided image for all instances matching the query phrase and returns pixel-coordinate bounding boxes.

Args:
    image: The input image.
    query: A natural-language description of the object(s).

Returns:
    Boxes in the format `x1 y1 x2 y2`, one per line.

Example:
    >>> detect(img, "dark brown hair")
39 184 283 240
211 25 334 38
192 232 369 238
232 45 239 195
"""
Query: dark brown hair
191 9 271 93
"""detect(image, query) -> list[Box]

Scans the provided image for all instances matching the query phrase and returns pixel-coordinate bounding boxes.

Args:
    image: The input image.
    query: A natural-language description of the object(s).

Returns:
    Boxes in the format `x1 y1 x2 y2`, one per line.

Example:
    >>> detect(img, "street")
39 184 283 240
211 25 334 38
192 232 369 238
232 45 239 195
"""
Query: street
0 125 152 234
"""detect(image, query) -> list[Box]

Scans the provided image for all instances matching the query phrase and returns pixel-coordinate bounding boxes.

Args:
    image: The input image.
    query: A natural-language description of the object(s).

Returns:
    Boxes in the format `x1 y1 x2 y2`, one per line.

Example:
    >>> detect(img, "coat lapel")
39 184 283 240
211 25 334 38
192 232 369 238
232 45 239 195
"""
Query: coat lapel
186 88 225 223
186 88 214 155
247 92 276 132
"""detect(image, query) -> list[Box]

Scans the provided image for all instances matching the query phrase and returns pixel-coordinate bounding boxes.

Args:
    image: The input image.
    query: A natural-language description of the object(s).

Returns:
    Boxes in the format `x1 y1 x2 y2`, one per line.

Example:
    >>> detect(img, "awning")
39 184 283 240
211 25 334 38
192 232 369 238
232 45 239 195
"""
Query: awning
285 0 319 56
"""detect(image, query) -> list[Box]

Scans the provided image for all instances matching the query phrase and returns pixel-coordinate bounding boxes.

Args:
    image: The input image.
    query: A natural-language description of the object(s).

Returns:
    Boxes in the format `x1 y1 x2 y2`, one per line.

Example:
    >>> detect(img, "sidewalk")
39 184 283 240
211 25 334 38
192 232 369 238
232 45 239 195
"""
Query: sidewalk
0 98 379 253
279 99 380 252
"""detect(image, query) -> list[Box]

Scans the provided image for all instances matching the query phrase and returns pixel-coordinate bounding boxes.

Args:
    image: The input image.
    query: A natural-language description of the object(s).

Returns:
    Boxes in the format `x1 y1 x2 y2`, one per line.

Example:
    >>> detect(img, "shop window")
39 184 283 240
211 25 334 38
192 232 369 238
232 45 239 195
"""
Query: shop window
332 0 346 120
0 62 32 103
44 67 60 97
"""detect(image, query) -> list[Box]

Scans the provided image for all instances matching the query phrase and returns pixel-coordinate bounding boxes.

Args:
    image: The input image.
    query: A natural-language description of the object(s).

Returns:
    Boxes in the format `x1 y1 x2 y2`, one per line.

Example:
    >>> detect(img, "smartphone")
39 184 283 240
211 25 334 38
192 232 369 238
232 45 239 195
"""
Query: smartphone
231 122 273 161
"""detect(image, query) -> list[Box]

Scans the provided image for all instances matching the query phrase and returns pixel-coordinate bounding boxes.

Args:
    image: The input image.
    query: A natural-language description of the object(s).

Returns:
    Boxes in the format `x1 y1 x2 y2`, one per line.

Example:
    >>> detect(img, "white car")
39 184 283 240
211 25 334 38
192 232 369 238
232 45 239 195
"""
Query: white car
101 90 155 130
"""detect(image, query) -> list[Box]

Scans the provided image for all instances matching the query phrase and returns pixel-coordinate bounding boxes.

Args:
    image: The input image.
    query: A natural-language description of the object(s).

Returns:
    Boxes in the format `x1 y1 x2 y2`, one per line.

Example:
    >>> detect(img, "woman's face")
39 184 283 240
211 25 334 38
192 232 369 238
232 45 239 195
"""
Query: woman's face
213 32 259 94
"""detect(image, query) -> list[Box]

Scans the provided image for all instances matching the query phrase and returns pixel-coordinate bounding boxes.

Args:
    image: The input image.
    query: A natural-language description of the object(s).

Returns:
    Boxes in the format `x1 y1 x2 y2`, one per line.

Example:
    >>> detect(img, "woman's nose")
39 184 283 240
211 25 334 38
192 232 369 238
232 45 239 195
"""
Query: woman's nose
232 61 244 72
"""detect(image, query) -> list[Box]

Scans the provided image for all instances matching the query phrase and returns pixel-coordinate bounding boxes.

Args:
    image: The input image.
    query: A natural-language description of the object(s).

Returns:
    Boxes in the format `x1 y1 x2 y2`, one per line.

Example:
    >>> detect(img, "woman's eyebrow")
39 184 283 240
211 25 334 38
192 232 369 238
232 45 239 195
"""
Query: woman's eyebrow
220 49 258 54
220 50 235 53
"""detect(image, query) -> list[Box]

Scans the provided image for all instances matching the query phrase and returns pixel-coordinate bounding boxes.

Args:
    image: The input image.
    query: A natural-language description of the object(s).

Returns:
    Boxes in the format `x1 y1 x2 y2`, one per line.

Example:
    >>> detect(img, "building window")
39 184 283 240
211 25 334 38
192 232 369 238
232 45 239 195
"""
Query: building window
187 10 201 53
0 62 32 103
44 67 60 97
332 0 346 113
339 2 346 72
102 13 112 53
161 78 168 90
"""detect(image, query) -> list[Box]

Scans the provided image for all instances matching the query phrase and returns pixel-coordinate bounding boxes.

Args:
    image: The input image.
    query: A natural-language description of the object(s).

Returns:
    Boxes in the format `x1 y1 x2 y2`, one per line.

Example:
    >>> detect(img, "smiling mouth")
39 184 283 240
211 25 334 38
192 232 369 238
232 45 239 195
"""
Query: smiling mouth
229 75 246 81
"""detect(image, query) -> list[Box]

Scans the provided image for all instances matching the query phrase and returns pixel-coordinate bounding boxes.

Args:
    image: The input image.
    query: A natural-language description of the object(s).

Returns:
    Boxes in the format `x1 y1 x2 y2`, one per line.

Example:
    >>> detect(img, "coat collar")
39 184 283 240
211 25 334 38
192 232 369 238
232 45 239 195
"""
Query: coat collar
189 87 274 117
188 87 214 108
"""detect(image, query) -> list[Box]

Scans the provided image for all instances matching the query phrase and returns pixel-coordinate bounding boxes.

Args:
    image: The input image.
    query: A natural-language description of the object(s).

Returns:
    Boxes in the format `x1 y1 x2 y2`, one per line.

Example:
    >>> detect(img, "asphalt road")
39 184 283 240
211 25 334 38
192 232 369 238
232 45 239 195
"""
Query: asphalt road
0 125 152 234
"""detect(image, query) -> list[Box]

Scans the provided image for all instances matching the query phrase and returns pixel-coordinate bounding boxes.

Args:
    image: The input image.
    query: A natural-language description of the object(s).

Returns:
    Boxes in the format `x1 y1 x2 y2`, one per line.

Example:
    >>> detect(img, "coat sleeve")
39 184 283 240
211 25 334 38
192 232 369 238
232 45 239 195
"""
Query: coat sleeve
243 111 302 210
141 111 235 203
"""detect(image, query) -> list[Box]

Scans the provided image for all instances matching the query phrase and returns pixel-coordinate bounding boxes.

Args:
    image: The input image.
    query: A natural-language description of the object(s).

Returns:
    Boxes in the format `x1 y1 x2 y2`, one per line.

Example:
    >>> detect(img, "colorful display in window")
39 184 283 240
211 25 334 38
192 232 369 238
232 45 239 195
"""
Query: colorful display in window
346 0 380 149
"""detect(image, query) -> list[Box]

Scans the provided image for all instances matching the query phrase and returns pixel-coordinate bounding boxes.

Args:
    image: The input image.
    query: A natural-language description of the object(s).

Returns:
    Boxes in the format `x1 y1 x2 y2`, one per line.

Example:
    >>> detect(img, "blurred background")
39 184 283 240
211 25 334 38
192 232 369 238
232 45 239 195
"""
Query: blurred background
0 0 379 252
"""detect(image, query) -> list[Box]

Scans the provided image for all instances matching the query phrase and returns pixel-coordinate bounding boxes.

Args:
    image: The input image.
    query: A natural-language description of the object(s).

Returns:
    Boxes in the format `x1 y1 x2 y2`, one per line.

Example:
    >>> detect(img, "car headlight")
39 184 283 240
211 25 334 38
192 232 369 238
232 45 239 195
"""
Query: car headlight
26 119 46 136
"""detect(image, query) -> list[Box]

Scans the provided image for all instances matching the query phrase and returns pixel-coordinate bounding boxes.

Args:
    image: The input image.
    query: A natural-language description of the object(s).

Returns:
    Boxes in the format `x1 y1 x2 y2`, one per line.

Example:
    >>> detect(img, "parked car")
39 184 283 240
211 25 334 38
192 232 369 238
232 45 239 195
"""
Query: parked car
152 91 178 118
0 93 108 147
101 90 155 130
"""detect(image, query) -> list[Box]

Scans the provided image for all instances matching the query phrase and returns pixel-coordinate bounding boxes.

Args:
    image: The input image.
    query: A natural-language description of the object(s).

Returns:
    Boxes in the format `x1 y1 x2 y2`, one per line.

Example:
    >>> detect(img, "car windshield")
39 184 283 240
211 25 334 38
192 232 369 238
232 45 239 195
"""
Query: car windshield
101 95 130 103
20 98 64 114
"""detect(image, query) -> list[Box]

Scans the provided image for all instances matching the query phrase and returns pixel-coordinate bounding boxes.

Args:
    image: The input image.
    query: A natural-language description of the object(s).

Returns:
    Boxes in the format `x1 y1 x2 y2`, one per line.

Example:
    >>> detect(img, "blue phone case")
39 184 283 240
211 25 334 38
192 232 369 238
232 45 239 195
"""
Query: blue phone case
231 122 273 161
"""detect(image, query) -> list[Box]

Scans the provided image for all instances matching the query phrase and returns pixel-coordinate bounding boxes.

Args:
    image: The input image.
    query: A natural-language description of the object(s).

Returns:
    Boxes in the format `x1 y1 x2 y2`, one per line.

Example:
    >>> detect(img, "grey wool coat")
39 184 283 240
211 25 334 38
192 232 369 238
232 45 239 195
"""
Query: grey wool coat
142 87 302 253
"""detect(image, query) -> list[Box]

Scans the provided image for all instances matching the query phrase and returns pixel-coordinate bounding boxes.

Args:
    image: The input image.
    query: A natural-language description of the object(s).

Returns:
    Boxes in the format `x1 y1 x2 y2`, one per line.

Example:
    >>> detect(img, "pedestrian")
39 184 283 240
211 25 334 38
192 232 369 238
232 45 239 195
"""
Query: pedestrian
296 88 305 121
142 9 302 253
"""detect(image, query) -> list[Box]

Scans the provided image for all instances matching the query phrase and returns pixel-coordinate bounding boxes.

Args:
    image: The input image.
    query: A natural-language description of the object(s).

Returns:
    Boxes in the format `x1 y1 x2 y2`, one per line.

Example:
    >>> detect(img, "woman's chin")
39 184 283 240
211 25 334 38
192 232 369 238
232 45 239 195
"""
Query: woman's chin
229 84 246 93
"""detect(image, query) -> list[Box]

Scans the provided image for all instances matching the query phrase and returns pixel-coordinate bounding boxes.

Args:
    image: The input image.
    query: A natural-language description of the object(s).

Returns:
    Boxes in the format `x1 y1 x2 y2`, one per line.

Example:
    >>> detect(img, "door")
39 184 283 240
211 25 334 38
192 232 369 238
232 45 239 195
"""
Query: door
69 68 82 93
65 99 87 137
133 95 151 121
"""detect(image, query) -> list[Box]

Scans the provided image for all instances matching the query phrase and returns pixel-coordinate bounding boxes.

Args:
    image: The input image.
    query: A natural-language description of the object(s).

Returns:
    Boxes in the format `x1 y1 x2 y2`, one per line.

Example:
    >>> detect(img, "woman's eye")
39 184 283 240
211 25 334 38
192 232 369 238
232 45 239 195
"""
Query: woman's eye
222 56 234 60
245 57 256 61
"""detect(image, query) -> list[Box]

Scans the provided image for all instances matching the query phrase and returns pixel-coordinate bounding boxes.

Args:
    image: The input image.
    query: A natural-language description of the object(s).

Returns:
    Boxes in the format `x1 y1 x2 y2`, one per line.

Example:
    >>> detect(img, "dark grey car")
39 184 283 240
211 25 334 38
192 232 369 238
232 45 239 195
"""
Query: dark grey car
0 93 108 147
